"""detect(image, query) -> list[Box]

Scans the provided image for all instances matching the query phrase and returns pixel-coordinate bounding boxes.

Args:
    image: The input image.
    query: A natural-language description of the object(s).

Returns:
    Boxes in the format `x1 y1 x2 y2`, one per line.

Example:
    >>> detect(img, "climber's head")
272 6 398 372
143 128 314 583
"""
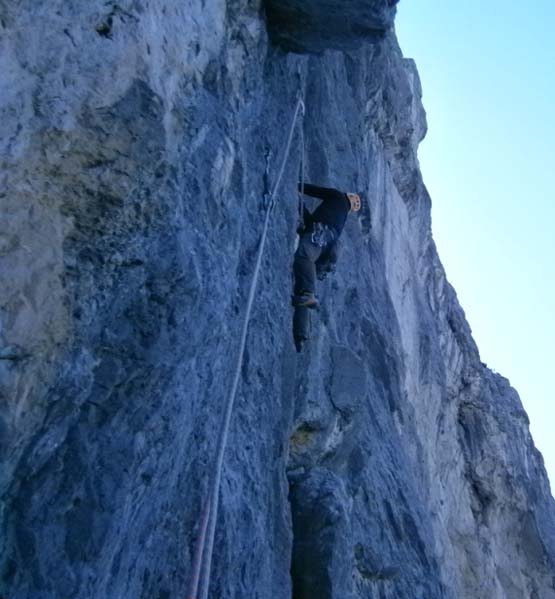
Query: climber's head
347 192 361 213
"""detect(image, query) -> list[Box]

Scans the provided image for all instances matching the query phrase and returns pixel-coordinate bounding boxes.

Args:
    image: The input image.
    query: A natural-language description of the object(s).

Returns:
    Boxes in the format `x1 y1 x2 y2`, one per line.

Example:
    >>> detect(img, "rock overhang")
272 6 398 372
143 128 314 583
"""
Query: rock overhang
264 0 398 53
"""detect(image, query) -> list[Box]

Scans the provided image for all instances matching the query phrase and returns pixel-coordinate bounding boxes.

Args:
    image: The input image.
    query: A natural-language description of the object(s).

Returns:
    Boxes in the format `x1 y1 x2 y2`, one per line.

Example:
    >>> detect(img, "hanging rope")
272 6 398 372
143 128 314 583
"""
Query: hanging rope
296 65 306 232
187 96 305 599
298 121 306 230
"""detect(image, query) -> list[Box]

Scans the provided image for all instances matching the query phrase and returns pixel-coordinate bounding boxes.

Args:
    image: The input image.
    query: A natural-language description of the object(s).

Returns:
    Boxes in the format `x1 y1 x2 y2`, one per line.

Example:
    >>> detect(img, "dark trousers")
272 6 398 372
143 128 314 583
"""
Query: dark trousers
293 226 336 295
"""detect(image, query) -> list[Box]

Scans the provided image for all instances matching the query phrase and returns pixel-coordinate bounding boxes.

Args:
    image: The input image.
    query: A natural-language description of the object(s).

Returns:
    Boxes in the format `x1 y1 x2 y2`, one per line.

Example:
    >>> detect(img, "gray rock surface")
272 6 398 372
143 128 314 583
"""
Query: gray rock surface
1 1 554 598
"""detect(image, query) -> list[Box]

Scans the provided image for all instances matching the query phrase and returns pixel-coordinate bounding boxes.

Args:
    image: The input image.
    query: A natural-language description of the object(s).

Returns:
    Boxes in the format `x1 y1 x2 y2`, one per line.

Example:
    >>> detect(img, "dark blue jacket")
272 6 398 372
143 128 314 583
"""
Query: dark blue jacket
299 184 350 237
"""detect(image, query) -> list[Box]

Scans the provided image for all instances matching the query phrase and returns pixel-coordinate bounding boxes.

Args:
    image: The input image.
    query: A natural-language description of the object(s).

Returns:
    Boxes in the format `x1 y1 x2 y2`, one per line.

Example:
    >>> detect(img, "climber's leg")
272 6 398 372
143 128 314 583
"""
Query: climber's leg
293 306 310 352
293 232 322 308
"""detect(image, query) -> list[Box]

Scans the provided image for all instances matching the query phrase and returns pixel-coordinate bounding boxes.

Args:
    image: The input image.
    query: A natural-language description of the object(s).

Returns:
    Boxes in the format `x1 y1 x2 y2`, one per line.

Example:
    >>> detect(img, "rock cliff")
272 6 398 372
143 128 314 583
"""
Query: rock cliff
1 1 554 598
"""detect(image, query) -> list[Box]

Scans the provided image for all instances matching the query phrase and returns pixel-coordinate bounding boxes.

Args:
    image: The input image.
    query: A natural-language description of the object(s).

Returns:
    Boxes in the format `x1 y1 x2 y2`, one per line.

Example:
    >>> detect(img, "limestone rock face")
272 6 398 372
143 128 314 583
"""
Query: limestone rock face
1 2 554 599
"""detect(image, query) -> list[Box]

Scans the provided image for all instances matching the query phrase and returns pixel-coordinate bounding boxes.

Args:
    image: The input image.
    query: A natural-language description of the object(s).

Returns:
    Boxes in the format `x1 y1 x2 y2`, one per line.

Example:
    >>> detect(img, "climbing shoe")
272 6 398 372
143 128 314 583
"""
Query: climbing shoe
292 292 319 309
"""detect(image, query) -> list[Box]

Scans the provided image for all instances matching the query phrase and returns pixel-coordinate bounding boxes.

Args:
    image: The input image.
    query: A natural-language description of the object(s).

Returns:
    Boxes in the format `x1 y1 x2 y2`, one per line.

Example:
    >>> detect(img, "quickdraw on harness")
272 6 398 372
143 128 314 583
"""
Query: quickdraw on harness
186 96 306 599
310 222 336 248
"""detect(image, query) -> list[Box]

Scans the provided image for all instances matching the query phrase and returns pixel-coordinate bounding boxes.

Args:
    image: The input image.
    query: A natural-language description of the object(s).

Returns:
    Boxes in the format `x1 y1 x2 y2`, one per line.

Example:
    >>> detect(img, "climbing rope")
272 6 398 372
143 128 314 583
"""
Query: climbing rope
187 96 305 599
298 120 306 230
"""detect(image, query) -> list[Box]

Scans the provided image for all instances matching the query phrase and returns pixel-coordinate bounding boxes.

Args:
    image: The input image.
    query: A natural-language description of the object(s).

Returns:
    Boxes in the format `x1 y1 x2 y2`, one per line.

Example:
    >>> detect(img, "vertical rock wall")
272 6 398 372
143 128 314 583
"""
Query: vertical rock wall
1 1 554 598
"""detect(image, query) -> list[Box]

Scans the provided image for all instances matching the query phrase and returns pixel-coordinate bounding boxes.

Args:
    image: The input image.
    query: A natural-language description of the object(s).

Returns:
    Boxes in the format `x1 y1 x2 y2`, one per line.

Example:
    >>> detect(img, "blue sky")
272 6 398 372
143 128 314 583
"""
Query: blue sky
396 1 555 490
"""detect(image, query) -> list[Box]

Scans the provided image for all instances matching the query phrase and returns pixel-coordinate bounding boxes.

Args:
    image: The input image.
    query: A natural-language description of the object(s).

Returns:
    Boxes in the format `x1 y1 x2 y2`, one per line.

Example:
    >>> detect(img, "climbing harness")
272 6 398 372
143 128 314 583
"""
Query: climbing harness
310 222 336 248
187 96 305 599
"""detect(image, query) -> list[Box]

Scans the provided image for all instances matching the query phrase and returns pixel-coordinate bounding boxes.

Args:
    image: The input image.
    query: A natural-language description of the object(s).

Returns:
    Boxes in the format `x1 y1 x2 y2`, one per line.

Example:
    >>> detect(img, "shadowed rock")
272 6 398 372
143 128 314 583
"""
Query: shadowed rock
264 0 398 52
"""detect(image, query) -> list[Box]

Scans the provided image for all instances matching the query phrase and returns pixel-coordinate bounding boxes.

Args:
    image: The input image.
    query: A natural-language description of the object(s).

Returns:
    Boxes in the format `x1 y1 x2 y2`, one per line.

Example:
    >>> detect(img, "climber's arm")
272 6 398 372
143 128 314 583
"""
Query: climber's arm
299 183 344 203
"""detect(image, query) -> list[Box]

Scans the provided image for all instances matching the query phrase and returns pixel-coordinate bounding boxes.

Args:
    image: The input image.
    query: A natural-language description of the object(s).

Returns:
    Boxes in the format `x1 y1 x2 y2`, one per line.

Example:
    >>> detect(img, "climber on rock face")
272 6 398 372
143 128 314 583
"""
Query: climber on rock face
292 183 361 309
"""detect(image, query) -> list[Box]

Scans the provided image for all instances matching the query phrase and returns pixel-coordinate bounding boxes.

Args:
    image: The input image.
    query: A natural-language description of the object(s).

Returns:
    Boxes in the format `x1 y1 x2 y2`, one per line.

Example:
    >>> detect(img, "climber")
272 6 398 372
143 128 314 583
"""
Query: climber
292 183 361 309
